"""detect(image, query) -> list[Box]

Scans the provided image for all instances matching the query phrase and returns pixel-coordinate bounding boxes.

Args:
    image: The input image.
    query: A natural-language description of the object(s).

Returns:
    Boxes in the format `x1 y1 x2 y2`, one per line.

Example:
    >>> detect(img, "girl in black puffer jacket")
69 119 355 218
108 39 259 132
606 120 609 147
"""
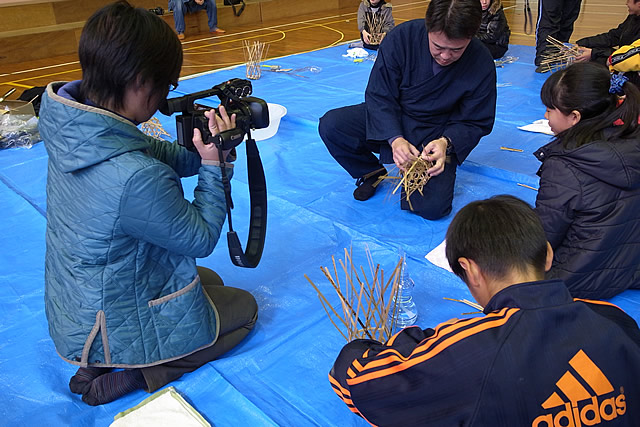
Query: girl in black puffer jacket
535 62 640 299
476 0 510 59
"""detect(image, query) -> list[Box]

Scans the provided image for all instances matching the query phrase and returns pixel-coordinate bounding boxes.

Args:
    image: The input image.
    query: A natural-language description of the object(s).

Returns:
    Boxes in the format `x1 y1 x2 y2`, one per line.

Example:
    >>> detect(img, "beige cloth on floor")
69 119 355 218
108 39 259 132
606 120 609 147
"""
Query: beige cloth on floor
111 386 210 427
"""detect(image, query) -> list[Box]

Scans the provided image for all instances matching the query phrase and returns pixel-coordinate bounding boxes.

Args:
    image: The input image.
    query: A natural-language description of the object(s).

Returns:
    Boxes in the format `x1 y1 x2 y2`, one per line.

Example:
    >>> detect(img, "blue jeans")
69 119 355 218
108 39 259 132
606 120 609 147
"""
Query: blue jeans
169 0 218 34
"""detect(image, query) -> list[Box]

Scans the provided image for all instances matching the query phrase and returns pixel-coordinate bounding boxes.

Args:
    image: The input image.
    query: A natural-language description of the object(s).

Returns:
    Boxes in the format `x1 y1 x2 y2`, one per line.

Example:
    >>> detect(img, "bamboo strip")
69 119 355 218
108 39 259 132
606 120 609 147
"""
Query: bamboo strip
500 146 524 152
442 297 484 311
517 183 538 191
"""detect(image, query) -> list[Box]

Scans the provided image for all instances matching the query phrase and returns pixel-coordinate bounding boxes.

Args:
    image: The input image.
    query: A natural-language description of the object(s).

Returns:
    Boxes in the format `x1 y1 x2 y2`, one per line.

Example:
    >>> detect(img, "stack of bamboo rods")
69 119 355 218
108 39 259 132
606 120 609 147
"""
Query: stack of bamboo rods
305 248 404 342
364 13 385 45
538 36 580 73
243 40 270 80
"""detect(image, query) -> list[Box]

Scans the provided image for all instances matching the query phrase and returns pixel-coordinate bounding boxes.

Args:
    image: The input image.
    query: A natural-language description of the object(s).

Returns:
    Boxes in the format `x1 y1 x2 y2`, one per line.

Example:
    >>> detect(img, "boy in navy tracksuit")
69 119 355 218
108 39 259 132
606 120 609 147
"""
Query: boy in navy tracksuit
330 195 640 426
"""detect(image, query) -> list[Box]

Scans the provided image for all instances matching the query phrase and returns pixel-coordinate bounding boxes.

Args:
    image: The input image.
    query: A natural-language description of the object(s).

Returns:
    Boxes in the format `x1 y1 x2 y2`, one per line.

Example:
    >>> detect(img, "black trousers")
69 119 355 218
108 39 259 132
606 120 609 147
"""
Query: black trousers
535 0 582 63
141 266 258 392
319 103 457 220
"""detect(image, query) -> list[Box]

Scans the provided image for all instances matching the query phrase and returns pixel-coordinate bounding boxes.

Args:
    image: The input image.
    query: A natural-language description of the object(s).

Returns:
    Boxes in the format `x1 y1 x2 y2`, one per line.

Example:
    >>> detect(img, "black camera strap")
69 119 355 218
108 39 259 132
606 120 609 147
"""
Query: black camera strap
218 133 267 268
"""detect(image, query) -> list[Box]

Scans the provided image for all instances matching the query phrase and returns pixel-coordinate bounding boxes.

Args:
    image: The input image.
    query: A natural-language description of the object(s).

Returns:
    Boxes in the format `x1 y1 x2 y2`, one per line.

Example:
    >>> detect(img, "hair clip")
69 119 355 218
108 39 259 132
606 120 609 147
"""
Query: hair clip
609 73 629 95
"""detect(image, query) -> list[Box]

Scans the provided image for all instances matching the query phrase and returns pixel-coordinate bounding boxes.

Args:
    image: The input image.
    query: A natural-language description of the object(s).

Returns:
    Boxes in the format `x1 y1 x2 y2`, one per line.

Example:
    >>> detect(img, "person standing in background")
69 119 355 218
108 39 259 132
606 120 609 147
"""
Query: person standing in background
534 0 582 72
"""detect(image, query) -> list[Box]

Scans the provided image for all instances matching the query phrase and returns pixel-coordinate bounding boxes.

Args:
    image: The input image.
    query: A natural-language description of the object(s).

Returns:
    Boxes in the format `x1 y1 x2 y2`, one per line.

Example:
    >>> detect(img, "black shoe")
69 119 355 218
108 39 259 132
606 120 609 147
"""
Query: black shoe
535 45 561 66
353 168 386 201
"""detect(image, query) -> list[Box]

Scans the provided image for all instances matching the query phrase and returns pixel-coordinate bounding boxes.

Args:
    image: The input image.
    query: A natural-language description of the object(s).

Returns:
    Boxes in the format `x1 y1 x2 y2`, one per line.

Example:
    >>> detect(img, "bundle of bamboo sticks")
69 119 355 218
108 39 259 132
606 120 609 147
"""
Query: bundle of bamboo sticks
538 36 580 73
305 248 404 342
243 40 270 80
377 158 434 211
364 13 385 45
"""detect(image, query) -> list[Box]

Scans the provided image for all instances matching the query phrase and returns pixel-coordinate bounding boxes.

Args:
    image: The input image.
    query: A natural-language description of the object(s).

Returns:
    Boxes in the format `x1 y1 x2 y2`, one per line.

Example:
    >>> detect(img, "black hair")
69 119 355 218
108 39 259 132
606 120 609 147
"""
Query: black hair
540 62 640 148
425 0 482 40
625 71 640 88
79 1 183 111
445 195 548 281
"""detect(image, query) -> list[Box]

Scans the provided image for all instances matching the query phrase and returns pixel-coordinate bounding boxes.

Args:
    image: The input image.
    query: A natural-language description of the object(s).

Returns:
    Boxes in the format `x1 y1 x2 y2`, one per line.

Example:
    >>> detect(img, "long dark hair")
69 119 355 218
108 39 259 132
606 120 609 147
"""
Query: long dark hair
79 1 183 111
540 62 640 148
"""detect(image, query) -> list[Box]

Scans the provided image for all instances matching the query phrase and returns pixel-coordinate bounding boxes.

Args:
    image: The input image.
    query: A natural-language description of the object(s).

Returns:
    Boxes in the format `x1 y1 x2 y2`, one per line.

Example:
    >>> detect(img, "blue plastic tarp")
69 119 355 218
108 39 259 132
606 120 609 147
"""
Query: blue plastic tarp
1 43 638 426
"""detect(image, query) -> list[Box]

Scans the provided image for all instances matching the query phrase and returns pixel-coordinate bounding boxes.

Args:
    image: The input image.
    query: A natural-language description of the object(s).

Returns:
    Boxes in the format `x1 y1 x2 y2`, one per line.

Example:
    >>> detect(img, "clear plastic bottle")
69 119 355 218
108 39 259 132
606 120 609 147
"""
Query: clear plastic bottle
389 253 418 331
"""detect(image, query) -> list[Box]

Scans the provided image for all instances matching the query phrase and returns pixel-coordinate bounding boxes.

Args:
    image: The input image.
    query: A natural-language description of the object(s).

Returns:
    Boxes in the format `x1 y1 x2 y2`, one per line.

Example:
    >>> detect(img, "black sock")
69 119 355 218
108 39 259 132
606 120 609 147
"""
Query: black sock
81 369 147 406
69 366 112 395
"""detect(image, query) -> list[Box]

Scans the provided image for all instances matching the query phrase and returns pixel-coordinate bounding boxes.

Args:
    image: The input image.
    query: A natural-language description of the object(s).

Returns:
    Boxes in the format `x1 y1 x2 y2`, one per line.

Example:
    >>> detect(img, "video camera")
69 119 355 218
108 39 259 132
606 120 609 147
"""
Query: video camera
159 79 269 269
159 78 269 152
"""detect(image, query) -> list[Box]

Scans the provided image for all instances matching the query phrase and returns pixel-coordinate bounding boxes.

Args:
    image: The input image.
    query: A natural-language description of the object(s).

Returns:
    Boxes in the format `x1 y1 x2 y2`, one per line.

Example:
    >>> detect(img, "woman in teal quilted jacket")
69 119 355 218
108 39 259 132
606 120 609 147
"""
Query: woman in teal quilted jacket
39 1 258 406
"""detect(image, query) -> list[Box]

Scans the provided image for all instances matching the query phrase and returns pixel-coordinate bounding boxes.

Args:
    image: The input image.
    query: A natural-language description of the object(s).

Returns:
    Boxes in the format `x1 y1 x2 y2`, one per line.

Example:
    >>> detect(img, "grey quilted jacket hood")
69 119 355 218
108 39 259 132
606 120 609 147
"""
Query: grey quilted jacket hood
40 81 226 368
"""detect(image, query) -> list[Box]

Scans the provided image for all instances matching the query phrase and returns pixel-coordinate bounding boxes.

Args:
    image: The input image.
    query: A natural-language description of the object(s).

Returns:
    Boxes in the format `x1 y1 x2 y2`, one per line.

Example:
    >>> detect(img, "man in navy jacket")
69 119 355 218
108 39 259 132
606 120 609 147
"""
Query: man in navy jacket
330 195 640 425
318 0 496 220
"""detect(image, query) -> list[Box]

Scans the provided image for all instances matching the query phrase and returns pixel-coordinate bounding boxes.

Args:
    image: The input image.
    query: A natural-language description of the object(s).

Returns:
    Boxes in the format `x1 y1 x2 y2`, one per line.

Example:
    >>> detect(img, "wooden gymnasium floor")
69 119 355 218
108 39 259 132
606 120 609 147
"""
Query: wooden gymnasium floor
0 0 632 96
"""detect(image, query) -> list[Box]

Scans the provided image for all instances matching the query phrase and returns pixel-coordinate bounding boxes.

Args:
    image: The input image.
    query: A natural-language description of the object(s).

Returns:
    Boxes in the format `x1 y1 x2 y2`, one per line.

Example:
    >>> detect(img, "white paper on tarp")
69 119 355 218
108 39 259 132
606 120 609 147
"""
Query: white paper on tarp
343 47 370 59
111 386 210 427
517 119 554 135
425 239 453 273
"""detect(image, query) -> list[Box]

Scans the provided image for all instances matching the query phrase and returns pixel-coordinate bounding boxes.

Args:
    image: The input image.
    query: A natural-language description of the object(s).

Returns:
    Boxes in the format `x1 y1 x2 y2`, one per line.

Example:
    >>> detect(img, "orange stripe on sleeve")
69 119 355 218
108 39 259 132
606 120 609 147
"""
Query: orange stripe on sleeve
368 315 489 363
347 367 357 378
329 374 378 426
385 328 406 346
358 308 512 372
574 298 623 311
328 373 351 398
347 308 519 386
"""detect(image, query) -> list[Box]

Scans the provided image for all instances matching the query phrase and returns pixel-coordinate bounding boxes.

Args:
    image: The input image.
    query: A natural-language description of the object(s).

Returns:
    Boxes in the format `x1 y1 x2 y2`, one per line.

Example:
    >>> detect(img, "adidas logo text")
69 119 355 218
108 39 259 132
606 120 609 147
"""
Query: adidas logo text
532 350 627 427
532 388 626 427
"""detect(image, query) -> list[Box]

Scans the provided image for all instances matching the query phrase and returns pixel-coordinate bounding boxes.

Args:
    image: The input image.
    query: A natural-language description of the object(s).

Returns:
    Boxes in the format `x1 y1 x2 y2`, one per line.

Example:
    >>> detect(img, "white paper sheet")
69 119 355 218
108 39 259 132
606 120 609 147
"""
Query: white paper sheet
517 119 554 135
425 240 453 273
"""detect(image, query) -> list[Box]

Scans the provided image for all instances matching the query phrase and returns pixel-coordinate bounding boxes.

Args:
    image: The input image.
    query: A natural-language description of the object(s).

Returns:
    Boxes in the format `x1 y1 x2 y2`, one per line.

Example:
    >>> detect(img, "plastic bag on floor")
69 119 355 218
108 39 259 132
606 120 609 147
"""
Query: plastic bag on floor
0 110 40 149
